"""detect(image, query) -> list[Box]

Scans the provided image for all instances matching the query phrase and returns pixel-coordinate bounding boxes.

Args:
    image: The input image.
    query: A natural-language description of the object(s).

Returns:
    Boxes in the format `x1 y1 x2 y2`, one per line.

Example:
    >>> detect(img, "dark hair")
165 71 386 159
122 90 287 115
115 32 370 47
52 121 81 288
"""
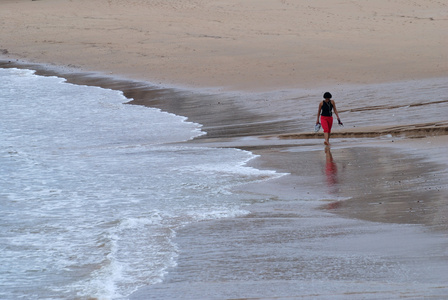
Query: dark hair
323 92 332 99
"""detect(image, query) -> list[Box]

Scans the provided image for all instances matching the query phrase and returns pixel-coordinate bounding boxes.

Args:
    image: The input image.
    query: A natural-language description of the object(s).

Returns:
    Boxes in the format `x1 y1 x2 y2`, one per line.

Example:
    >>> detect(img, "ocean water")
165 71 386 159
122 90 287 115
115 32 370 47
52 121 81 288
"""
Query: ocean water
0 68 282 299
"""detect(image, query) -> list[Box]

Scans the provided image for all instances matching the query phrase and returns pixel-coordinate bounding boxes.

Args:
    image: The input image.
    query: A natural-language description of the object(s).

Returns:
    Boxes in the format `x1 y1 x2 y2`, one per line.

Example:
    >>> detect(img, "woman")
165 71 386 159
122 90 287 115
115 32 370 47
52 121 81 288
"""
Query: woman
316 92 342 145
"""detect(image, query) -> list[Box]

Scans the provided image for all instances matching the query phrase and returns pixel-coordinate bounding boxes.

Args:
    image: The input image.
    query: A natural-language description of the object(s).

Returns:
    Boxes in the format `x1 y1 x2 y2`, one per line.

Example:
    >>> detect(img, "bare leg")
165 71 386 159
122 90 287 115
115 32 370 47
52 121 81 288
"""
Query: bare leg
324 132 330 145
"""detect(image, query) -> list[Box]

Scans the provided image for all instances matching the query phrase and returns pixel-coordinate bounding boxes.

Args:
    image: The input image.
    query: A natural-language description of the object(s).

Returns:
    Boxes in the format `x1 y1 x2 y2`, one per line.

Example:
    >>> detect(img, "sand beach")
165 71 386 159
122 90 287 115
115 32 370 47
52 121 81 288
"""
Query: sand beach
1 0 447 91
1 0 448 298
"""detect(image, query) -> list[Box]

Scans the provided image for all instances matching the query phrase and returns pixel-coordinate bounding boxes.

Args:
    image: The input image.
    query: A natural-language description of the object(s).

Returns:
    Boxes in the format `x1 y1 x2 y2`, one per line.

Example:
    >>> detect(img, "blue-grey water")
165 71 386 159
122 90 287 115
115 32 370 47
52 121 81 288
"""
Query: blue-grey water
0 68 282 299
2 67 448 300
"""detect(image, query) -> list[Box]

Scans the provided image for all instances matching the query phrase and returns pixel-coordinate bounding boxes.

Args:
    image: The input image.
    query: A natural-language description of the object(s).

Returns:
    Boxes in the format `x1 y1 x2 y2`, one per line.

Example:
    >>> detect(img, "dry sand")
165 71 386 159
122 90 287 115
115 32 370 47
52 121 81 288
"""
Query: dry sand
0 0 447 91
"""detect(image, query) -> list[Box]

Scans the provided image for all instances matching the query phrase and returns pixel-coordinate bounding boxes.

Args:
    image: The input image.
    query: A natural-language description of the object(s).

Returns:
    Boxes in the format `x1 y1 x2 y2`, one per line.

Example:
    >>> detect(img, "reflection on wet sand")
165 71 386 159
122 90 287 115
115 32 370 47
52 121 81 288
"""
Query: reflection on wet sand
324 147 342 209
320 147 448 229
325 147 338 192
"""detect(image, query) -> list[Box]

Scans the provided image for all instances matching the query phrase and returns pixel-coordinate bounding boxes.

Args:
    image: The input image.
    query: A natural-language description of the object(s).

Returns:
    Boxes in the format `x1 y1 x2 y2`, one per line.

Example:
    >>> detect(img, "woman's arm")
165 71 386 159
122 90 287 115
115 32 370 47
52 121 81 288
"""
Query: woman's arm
316 102 323 124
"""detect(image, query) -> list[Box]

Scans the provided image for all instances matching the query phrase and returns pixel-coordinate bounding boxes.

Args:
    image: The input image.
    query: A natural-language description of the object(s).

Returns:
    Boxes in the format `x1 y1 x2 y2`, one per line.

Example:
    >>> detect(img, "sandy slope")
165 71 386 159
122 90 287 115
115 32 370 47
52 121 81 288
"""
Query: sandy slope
1 0 447 91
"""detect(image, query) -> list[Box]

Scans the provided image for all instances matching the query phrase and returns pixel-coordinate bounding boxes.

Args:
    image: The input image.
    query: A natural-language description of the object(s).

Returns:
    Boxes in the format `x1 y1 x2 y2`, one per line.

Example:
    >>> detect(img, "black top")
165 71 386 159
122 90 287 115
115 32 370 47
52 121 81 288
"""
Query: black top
321 100 333 117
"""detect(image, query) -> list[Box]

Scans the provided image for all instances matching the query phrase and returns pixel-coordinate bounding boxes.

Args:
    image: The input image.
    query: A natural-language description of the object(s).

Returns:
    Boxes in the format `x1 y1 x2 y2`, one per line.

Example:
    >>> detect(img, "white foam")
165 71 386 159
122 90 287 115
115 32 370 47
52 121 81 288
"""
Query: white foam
0 68 282 300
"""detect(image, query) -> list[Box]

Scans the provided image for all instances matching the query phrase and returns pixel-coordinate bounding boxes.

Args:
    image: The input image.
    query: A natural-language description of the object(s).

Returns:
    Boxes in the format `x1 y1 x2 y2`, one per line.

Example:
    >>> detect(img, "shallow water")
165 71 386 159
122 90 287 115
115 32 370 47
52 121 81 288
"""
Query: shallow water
2 66 447 299
130 144 448 299
128 76 448 299
0 68 282 299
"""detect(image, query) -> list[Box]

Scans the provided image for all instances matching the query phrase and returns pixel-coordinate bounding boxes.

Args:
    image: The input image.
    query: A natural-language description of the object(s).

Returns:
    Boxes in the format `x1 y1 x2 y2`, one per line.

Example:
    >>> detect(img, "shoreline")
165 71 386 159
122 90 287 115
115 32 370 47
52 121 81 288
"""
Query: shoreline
3 59 447 140
2 59 447 226
0 60 299 139
3 61 448 299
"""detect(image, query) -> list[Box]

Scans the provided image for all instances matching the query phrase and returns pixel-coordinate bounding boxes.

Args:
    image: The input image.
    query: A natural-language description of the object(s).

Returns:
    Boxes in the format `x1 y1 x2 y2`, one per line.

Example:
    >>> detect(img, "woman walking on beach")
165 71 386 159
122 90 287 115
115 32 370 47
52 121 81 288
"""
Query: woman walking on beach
316 92 342 145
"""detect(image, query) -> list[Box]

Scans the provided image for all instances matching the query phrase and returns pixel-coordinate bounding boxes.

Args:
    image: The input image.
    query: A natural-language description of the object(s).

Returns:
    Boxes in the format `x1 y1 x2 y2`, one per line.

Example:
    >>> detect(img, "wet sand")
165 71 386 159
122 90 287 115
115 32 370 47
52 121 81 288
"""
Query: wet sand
1 0 448 298
2 61 448 298
132 140 448 299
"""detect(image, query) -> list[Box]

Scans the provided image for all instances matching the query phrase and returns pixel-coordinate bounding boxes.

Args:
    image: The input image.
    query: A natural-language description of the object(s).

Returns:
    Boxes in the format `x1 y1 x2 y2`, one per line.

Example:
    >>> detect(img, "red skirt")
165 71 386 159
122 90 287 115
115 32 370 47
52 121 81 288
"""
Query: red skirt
320 115 333 133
